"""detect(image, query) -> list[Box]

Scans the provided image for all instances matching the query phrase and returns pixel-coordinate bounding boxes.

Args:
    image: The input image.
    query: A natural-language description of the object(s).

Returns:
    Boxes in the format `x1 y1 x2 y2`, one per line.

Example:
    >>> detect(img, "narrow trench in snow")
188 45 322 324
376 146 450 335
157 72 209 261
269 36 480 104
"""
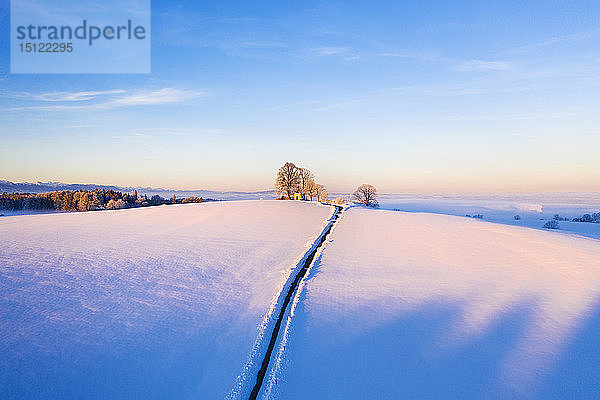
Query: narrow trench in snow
248 205 343 400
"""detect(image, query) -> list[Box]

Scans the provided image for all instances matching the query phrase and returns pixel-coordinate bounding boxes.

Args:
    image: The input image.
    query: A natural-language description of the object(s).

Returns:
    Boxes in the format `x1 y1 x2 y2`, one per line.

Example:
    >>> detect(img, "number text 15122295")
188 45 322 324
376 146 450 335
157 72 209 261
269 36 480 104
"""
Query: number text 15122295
19 43 73 52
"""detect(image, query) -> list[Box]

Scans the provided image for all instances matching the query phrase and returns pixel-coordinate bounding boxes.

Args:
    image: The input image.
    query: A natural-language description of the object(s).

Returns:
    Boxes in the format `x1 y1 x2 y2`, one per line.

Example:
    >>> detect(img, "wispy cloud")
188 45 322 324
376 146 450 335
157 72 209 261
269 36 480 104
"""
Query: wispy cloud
378 52 438 62
380 52 509 73
161 128 222 136
455 60 510 72
307 82 534 112
154 5 286 58
16 90 126 102
6 104 92 112
301 46 360 61
501 30 599 55
5 88 206 112
139 127 223 136
111 128 222 142
314 98 365 111
111 132 154 141
442 111 581 122
313 46 348 56
102 88 205 108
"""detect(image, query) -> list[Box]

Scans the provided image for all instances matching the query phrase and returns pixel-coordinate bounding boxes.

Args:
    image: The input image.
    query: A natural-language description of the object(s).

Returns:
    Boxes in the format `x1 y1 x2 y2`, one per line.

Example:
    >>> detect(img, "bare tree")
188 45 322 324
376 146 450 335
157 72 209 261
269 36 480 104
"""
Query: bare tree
316 184 328 202
304 179 317 201
107 199 127 209
275 162 300 199
352 184 378 207
297 168 315 199
304 179 328 202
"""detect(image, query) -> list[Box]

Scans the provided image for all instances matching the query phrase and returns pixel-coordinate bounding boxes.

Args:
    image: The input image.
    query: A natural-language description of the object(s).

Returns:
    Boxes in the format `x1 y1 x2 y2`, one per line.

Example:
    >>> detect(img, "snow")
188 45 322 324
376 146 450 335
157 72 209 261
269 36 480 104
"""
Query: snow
5 192 600 241
271 207 600 399
0 200 333 399
0 209 66 217
377 192 600 239
3 199 600 399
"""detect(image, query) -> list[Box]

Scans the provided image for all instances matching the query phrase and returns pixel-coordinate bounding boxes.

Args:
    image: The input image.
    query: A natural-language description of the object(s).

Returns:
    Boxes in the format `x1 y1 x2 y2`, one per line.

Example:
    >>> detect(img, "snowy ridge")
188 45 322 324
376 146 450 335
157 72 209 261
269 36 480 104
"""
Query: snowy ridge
226 204 339 400
259 205 348 399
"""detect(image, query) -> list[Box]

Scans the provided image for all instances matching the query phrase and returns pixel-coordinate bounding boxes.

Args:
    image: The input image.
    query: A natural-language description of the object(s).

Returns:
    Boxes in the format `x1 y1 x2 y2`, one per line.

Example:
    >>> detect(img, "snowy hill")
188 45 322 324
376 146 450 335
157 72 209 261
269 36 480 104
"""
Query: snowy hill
0 201 332 399
2 202 600 399
375 192 600 239
270 207 600 399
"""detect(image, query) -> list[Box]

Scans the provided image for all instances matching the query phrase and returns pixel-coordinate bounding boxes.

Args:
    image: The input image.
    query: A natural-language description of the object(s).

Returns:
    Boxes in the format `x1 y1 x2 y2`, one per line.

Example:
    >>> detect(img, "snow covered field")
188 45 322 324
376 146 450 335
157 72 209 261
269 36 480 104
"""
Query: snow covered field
3 200 600 399
4 191 599 240
0 201 333 399
271 207 600 399
377 192 600 239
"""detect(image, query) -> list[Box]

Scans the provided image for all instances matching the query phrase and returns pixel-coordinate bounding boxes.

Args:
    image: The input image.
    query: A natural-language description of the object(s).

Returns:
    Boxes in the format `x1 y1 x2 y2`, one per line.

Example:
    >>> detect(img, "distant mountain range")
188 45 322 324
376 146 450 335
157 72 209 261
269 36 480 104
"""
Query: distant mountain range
0 180 276 201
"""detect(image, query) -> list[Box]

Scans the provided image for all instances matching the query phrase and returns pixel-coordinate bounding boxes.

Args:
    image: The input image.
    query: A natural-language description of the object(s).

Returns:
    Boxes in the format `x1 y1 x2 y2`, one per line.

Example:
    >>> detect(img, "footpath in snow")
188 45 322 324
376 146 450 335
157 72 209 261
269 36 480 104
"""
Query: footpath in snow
272 207 600 399
249 205 343 399
0 200 333 399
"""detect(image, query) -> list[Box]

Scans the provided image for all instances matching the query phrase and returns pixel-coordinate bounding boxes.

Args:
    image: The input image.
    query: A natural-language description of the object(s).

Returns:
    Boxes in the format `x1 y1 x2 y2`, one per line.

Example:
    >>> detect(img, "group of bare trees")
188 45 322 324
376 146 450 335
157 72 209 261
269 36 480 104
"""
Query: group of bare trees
275 162 380 208
275 162 328 202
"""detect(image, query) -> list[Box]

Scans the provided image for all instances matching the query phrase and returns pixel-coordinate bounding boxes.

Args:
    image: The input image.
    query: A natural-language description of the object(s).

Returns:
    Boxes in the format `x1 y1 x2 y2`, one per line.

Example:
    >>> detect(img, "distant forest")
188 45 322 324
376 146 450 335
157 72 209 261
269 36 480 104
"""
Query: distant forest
0 189 205 212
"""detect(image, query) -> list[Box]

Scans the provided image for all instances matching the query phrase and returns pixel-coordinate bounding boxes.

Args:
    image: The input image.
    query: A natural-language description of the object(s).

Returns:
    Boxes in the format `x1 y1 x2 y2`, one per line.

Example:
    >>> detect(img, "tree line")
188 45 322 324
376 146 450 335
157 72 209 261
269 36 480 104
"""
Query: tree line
0 189 205 212
554 212 600 223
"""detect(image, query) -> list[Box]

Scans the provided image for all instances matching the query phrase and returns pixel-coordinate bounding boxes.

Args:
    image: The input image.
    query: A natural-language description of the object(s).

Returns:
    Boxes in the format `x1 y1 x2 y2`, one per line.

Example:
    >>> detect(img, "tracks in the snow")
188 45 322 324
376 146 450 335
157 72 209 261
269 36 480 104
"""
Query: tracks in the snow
248 205 343 400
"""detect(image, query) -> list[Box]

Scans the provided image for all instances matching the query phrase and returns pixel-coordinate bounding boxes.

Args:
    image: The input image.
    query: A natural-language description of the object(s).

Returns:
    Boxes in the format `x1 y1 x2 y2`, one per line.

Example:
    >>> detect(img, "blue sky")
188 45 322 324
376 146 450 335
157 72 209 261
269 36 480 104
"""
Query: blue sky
1 0 599 193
